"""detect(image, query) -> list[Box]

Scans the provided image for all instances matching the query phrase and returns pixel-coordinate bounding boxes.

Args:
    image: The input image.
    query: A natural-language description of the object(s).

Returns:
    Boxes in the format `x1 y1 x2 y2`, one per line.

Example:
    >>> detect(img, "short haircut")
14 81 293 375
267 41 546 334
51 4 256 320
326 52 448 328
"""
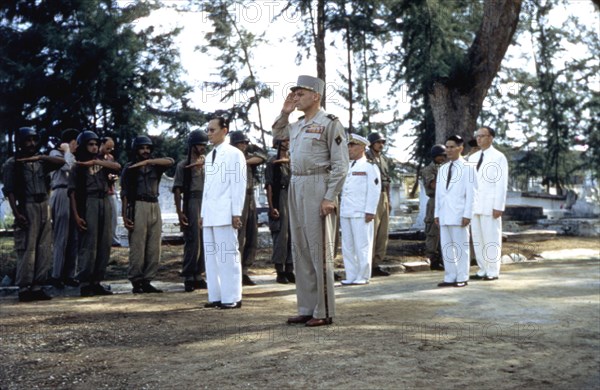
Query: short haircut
446 134 464 145
480 126 496 137
212 116 229 129
101 136 114 144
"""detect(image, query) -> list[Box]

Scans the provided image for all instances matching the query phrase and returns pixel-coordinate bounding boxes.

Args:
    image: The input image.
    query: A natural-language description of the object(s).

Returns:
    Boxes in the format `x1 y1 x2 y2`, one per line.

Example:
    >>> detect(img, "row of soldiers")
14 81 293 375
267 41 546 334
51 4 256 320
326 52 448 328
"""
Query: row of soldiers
2 123 394 302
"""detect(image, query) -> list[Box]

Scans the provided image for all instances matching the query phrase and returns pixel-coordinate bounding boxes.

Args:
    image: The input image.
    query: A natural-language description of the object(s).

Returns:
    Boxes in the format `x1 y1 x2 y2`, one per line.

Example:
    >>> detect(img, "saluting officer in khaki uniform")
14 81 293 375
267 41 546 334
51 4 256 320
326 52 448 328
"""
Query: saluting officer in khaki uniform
273 75 349 327
366 132 392 277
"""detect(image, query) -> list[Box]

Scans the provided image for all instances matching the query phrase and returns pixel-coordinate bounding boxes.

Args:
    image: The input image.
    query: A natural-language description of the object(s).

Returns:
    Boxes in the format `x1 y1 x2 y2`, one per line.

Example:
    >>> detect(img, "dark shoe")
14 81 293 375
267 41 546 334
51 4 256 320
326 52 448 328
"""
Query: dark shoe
193 279 207 289
286 315 313 325
49 277 64 289
80 285 95 297
276 273 289 284
141 281 163 293
430 264 445 271
131 281 144 294
470 274 485 280
285 271 295 284
437 282 455 288
305 317 333 327
219 301 242 309
454 281 468 288
372 266 391 277
31 289 52 301
483 276 499 281
63 278 80 287
204 301 222 308
93 284 113 296
242 274 256 286
184 281 195 292
18 290 36 302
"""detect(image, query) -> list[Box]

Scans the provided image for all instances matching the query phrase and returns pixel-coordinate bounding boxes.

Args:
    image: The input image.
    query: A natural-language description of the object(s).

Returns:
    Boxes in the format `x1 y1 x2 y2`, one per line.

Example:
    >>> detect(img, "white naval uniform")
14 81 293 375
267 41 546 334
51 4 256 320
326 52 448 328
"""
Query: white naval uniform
470 146 508 278
340 156 381 284
434 157 477 283
201 142 247 304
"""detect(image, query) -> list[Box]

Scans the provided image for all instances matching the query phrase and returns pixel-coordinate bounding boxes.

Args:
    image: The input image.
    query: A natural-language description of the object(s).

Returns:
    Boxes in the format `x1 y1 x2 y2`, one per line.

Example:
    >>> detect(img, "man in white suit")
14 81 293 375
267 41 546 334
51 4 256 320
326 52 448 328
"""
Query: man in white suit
201 117 247 309
434 135 477 288
340 134 381 285
470 126 508 281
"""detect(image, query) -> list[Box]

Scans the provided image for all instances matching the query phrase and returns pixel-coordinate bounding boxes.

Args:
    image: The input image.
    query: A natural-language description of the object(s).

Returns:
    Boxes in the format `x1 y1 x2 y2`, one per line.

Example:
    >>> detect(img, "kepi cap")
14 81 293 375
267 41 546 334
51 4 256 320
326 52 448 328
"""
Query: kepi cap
291 75 325 96
348 133 369 147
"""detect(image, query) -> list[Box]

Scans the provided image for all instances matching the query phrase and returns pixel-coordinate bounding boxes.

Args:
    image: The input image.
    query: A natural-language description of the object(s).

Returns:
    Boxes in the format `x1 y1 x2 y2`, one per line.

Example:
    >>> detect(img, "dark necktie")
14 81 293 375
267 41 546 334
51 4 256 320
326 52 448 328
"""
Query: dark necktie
351 160 356 168
476 152 484 171
446 162 454 189
211 149 216 163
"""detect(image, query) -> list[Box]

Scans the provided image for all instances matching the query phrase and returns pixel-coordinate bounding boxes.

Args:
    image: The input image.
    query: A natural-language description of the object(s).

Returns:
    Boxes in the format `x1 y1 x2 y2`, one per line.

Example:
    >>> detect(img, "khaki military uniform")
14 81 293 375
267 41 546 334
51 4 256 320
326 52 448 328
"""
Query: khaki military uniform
365 149 391 266
49 149 78 282
172 159 205 282
273 109 349 319
264 154 292 271
238 145 267 275
421 161 443 268
69 163 114 287
121 160 173 284
2 156 61 292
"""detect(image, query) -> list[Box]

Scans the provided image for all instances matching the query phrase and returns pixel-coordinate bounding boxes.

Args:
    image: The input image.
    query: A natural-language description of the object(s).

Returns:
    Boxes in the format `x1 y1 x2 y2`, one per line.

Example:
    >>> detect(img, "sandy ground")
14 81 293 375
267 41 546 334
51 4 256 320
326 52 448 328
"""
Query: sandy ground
0 237 599 389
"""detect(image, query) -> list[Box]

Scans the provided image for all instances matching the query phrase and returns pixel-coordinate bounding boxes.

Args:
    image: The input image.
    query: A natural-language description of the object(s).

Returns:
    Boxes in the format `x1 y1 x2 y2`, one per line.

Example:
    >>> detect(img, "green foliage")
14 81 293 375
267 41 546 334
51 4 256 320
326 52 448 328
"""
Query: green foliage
0 0 201 167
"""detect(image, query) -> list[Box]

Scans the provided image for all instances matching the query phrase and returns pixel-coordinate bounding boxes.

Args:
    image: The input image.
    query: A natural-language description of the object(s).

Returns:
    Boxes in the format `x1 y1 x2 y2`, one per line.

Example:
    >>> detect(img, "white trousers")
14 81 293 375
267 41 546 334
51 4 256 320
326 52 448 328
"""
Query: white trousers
341 217 374 283
471 214 503 277
440 225 470 283
203 225 242 304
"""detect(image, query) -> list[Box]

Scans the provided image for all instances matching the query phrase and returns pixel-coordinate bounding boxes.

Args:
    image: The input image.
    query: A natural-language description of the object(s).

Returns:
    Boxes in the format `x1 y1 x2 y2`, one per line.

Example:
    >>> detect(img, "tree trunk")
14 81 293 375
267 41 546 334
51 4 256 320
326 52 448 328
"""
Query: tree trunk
430 0 522 144
315 0 326 107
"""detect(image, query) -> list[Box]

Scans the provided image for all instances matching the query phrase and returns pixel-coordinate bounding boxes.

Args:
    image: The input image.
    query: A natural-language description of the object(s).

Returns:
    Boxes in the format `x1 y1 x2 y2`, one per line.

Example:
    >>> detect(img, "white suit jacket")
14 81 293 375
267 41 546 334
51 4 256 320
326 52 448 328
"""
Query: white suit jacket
470 146 508 215
434 157 477 226
201 143 247 227
340 156 381 218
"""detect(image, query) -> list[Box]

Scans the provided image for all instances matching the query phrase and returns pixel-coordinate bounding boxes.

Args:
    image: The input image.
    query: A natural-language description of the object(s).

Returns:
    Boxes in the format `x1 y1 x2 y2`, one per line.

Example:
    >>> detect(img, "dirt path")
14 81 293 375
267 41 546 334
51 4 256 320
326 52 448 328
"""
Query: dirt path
1 255 599 389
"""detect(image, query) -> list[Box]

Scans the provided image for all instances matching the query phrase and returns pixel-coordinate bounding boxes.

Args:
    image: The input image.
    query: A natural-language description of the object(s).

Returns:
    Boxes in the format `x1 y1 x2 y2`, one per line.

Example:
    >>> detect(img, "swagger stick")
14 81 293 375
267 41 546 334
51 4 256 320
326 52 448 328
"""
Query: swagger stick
322 213 331 321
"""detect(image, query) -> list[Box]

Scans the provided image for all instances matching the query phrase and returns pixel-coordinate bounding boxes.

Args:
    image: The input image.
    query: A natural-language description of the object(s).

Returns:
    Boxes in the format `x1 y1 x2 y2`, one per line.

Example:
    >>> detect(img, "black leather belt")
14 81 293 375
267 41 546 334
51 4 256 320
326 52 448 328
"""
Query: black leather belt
136 195 158 203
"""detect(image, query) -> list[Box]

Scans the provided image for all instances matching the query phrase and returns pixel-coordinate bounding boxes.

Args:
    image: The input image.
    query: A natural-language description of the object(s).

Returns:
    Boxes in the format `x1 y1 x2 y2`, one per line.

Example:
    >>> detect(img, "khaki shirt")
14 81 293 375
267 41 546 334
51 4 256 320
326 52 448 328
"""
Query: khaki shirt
172 160 204 193
366 149 392 191
272 109 349 201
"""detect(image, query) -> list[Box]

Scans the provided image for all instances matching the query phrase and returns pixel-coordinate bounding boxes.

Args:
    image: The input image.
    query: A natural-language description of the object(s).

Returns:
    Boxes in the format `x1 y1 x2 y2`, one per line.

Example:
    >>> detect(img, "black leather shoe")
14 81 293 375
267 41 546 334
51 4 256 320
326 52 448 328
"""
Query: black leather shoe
184 281 195 292
437 282 455 287
193 279 207 289
63 278 80 287
276 273 289 284
80 285 95 297
219 301 242 309
285 272 295 283
18 290 36 302
483 276 499 281
49 277 64 289
131 281 144 294
93 284 113 296
204 301 221 308
470 274 485 280
242 274 256 286
454 281 468 287
372 266 391 277
141 281 163 293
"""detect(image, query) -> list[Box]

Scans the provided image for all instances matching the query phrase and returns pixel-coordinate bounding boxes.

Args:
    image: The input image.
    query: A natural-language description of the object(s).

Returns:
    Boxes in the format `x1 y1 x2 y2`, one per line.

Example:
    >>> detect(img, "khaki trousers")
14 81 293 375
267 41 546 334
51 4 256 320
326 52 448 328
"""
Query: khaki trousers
128 201 162 282
372 192 389 266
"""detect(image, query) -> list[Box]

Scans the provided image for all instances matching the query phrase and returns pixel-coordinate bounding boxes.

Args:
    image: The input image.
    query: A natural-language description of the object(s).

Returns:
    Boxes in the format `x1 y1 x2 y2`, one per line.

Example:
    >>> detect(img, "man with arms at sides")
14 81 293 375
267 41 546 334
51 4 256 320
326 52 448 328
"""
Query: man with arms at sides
470 126 509 281
229 131 268 287
173 130 209 292
201 117 247 309
340 134 381 286
264 136 294 284
434 135 477 288
365 132 392 277
273 75 349 327
421 144 447 271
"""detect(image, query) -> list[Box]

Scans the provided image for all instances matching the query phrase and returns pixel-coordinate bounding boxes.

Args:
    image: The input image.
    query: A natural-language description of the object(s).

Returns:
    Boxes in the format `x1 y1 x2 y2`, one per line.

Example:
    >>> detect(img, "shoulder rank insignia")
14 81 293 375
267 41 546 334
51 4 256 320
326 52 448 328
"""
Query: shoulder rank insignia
335 135 343 145
326 114 338 121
